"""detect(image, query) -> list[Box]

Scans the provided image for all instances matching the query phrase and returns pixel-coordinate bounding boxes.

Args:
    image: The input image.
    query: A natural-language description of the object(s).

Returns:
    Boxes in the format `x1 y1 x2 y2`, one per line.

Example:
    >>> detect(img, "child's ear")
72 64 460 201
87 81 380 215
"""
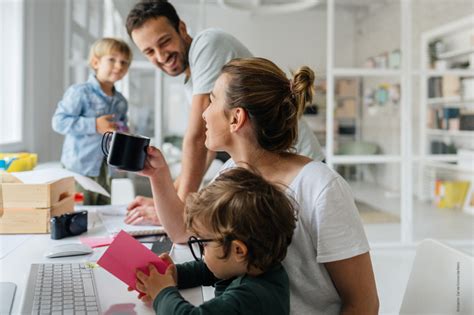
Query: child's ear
231 240 248 262
90 56 100 71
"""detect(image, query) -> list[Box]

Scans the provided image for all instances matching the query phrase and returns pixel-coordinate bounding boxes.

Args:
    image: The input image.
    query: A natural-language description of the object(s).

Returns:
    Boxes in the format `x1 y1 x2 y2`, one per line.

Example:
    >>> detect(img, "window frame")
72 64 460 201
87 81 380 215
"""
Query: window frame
0 0 25 150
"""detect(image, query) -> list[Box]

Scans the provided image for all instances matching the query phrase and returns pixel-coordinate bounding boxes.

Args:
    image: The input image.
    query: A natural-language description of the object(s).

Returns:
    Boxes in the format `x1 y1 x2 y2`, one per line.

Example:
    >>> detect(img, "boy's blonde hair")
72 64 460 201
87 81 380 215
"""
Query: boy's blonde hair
185 167 298 271
88 38 133 68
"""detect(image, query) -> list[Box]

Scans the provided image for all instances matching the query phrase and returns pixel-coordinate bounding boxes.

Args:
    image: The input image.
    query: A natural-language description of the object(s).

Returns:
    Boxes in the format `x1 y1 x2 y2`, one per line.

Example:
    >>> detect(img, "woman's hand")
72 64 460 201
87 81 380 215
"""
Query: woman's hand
135 264 177 302
125 205 161 225
128 196 155 209
136 146 169 179
125 196 160 225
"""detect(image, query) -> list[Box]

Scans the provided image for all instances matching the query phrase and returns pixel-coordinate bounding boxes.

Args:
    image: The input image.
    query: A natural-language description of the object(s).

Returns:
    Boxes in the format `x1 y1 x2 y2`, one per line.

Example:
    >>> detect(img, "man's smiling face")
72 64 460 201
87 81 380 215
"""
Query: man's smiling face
131 16 189 77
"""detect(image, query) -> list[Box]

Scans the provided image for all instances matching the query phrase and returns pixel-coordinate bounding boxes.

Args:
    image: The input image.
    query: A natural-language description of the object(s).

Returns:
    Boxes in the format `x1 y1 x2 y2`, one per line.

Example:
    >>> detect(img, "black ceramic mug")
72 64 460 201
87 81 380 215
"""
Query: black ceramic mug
101 131 150 171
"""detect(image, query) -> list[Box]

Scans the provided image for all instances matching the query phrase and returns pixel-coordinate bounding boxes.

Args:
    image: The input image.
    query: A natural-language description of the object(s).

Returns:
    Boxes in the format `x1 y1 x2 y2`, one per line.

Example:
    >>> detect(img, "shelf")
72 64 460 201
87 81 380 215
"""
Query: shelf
437 47 474 59
426 129 474 137
427 97 474 108
426 69 474 77
332 68 402 77
331 155 401 164
424 161 474 173
416 154 469 162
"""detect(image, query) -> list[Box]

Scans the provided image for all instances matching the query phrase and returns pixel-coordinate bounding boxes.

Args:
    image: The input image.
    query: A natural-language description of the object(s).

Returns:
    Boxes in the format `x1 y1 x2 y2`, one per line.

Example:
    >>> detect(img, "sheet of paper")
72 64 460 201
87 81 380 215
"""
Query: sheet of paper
80 235 115 248
97 211 165 236
97 230 169 291
11 169 110 197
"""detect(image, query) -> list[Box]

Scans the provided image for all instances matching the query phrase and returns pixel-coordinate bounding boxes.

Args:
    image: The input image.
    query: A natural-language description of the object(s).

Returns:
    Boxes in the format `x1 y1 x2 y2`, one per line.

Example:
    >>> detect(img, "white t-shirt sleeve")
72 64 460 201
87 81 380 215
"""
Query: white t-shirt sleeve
312 177 370 263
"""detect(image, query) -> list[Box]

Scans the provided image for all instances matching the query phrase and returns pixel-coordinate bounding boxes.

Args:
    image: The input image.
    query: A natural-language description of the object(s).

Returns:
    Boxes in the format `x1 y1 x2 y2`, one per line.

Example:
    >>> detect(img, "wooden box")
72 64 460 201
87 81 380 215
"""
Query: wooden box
0 173 75 234
0 173 74 208
0 196 74 234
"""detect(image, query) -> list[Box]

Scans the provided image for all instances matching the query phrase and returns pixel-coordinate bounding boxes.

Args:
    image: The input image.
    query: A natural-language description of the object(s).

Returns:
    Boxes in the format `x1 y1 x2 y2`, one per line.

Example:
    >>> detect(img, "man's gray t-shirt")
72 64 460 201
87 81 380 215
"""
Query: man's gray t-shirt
184 28 252 103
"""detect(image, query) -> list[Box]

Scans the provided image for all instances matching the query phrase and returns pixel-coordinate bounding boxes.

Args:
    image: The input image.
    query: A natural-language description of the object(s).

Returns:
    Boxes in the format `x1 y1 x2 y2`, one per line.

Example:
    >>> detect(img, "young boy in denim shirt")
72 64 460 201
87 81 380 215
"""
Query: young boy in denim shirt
134 167 298 315
52 38 132 205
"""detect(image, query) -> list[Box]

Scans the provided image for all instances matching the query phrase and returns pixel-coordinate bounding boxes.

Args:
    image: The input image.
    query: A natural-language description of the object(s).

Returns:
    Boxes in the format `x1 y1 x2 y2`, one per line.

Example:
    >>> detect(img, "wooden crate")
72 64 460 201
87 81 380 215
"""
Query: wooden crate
0 173 75 208
0 195 74 234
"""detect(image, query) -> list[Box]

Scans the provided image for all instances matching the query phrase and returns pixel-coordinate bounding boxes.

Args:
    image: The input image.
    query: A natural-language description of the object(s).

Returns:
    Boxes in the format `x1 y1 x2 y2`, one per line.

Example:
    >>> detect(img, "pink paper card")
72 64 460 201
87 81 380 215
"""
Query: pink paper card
80 235 115 248
97 230 169 291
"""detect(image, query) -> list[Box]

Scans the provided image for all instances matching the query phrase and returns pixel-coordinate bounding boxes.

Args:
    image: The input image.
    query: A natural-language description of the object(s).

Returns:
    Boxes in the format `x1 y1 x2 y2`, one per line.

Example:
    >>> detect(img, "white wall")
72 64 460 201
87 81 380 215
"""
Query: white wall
23 0 66 163
0 0 23 146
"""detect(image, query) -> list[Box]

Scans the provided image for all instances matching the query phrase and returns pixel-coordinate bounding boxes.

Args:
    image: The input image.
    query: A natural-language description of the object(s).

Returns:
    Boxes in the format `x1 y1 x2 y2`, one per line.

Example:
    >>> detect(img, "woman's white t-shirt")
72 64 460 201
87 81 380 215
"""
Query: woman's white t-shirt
218 160 370 315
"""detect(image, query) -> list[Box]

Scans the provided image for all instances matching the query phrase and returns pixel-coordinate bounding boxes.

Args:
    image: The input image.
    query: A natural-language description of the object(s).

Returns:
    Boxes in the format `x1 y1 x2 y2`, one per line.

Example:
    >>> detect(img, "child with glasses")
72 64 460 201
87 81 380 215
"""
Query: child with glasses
134 167 297 314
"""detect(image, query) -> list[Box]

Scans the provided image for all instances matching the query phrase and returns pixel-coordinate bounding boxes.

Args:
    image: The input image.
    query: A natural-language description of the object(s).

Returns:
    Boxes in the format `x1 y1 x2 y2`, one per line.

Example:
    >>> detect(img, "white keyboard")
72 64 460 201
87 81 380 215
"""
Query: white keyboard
21 263 100 315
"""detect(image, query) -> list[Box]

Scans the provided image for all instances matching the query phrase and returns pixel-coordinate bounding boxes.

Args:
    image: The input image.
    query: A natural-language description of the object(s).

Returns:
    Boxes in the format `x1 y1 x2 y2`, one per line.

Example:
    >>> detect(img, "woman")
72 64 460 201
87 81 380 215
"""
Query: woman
139 57 379 314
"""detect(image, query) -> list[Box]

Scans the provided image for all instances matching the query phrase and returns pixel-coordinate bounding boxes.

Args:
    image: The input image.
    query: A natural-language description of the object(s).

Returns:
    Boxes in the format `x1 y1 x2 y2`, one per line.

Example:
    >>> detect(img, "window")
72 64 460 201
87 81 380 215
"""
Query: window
0 0 23 147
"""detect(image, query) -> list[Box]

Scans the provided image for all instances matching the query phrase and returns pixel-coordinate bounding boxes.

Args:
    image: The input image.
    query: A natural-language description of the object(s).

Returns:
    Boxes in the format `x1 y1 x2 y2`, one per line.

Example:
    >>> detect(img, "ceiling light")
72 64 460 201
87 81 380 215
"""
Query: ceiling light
216 0 321 15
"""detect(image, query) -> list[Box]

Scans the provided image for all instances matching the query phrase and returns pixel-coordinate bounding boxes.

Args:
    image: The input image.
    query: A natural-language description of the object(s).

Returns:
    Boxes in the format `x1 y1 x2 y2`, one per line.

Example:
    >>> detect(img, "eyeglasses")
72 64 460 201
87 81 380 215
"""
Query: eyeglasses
187 236 217 261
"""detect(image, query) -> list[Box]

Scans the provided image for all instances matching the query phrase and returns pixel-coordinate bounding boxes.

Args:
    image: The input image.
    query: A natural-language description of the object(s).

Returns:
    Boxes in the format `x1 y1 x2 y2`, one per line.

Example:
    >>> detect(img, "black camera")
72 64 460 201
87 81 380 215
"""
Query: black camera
50 210 88 240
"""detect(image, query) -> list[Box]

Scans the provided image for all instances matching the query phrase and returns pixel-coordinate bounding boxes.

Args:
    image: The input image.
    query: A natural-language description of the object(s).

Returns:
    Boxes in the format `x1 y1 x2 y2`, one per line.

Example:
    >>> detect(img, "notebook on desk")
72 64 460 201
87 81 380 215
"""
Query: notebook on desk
97 211 166 236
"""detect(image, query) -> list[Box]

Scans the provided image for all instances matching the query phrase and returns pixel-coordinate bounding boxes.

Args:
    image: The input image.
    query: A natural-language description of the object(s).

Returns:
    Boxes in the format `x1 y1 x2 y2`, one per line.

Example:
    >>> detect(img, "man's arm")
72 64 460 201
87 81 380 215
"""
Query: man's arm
324 252 379 314
176 94 210 201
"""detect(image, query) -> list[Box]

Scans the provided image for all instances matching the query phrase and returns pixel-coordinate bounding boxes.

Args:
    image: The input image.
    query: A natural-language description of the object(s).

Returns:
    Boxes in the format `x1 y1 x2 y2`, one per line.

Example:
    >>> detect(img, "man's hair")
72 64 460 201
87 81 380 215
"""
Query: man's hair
88 38 132 69
126 0 180 37
185 167 298 271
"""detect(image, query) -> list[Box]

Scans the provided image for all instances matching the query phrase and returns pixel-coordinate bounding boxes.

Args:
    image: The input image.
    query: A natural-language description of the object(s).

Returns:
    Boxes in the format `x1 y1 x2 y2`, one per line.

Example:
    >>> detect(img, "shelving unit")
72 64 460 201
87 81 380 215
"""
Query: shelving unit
326 0 413 245
426 129 474 137
419 15 474 201
304 77 362 151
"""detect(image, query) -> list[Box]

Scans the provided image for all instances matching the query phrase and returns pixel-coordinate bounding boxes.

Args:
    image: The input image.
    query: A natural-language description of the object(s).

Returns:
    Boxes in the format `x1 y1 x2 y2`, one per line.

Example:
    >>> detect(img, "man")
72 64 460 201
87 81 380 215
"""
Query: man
125 0 324 225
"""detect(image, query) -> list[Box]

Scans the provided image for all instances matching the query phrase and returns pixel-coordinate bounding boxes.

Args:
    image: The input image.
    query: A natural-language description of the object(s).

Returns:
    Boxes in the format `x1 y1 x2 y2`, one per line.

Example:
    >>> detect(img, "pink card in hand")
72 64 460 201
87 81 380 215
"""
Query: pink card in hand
97 230 169 291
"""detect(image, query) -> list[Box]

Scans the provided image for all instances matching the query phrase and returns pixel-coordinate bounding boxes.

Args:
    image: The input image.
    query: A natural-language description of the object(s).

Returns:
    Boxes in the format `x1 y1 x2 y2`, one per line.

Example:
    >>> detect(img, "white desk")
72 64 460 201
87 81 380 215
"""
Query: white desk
0 208 207 314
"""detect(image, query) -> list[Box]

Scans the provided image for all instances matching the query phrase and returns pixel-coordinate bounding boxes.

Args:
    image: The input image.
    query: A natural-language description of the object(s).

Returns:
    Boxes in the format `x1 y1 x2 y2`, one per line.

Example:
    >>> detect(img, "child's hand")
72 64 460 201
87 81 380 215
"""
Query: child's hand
136 146 169 178
127 286 153 304
96 114 117 134
135 264 177 301
159 253 177 283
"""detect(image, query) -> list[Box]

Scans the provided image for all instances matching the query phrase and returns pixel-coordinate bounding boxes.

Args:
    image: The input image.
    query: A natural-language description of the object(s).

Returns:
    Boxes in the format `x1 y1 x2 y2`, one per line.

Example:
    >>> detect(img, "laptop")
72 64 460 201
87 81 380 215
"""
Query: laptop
399 239 473 315
0 282 16 315
20 245 204 315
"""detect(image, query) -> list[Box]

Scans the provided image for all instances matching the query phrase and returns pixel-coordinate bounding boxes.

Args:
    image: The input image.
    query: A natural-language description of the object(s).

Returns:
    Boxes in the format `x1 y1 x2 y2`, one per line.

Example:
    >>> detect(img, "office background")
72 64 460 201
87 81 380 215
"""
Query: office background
1 1 473 312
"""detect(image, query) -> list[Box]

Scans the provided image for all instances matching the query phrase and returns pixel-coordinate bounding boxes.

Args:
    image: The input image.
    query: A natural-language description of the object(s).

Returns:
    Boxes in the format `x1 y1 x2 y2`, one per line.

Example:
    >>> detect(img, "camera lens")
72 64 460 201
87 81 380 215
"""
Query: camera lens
69 211 88 235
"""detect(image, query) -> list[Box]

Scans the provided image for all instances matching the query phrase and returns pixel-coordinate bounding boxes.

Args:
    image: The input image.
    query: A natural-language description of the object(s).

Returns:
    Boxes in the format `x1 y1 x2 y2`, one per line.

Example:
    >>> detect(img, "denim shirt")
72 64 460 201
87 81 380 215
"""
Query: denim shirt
52 75 128 176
